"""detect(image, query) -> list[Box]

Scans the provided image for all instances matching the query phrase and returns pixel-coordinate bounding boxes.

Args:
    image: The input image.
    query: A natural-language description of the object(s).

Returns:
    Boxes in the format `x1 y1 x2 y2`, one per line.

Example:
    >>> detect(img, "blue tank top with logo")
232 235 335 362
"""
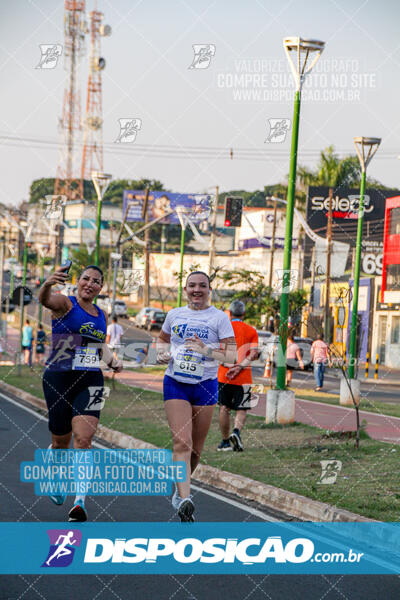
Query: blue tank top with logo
46 296 107 371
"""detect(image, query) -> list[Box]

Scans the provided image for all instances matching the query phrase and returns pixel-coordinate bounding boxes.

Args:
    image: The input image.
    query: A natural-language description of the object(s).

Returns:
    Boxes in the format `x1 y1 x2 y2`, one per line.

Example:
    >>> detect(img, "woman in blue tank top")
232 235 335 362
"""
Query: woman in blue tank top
39 264 122 522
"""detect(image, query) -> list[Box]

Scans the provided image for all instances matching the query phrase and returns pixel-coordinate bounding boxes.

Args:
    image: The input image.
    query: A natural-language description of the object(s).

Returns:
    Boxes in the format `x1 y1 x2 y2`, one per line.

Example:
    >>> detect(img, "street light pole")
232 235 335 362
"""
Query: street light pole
348 137 381 379
92 171 112 267
276 37 325 391
208 185 219 276
18 234 30 374
176 206 187 308
37 245 47 324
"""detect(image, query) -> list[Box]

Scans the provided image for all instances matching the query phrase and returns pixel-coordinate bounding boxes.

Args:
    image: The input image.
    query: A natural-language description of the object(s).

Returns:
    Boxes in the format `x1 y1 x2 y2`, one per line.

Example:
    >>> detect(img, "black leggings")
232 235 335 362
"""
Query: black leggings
42 369 105 435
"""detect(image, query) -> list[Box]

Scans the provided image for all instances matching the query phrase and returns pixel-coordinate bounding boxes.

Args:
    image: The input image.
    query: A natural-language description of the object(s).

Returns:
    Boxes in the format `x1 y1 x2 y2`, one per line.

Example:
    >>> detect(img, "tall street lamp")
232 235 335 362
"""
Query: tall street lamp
176 206 188 307
348 137 381 381
92 171 112 267
275 37 325 391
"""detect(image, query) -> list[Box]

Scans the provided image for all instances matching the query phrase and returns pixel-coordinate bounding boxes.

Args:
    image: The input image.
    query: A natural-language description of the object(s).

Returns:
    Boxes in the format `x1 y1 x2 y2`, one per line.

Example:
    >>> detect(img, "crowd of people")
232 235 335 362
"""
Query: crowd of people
20 262 331 524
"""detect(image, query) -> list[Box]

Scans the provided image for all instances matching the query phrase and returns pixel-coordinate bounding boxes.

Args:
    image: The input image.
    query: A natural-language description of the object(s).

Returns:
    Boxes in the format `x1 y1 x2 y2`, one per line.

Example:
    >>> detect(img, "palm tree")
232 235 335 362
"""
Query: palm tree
297 146 362 188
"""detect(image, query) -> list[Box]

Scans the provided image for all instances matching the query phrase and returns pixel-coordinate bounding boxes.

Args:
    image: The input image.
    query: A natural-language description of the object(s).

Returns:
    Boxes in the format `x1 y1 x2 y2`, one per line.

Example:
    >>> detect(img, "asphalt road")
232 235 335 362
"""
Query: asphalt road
1 391 399 599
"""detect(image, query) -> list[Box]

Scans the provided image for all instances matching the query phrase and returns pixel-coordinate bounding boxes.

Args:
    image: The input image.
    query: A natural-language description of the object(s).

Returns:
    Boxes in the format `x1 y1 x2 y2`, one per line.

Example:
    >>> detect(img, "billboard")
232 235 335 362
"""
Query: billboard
304 186 400 279
122 191 211 224
381 195 400 303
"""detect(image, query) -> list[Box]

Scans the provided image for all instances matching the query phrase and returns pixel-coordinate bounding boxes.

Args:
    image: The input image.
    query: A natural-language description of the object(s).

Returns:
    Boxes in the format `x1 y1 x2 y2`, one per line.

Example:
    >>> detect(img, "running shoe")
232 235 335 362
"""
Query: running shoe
171 484 182 510
177 497 195 523
229 430 244 452
68 500 87 522
217 440 232 452
49 493 66 506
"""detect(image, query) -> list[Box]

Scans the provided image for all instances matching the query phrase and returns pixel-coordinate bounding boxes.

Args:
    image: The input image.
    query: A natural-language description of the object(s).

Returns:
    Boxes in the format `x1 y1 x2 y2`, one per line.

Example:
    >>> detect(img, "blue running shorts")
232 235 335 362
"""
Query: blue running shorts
163 374 218 406
43 369 105 435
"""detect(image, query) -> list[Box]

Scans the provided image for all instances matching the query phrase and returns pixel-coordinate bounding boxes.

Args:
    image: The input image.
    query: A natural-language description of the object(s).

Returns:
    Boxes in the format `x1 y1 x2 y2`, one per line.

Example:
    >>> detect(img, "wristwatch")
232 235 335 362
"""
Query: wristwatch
206 347 213 358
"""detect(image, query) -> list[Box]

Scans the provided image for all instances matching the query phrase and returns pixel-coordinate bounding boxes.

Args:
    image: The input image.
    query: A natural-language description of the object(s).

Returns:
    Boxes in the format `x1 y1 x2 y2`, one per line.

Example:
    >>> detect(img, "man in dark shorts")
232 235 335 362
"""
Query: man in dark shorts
217 301 259 451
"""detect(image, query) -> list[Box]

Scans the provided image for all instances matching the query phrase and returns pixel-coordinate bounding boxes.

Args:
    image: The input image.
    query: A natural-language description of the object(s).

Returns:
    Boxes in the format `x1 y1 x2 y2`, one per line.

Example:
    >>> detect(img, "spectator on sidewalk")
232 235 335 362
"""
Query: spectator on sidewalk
311 333 331 391
286 333 304 387
35 323 47 365
22 319 33 367
106 315 124 359
135 346 148 367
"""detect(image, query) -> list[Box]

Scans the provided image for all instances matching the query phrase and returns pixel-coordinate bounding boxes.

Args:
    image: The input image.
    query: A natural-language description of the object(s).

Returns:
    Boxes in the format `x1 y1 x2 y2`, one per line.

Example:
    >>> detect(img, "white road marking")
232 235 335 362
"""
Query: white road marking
0 391 278 521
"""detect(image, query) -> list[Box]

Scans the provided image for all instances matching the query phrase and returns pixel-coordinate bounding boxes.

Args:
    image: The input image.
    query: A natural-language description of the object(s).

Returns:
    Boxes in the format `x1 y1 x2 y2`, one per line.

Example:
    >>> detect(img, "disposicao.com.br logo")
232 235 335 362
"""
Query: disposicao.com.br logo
1 522 398 575
83 535 362 566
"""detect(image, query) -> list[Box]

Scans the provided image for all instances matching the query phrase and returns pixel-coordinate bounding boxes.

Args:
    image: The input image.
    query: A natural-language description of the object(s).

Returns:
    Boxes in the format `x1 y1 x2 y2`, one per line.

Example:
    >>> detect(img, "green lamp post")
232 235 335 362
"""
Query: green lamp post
348 137 381 379
92 171 112 267
276 37 325 390
176 206 188 307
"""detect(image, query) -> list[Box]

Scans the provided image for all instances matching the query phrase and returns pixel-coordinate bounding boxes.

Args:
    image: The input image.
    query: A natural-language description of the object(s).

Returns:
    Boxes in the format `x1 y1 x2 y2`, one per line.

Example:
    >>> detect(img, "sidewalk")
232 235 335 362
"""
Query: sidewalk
113 368 400 445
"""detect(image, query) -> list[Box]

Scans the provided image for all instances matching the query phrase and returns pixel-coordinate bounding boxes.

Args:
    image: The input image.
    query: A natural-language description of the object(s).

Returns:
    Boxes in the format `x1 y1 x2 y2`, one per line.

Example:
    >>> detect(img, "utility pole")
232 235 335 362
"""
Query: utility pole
161 224 167 254
142 188 150 307
324 188 333 342
208 185 219 276
268 197 278 288
310 245 316 310
107 222 113 292
37 245 47 324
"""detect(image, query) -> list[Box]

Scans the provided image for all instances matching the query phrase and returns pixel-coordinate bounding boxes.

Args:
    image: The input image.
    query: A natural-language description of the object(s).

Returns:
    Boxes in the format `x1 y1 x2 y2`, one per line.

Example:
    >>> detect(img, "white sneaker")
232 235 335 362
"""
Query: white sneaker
171 484 182 510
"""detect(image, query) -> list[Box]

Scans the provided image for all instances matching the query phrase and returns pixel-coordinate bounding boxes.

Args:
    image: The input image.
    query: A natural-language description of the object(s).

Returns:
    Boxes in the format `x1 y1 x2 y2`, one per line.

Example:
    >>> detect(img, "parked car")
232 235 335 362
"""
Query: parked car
96 295 110 311
261 335 314 370
135 307 153 328
96 296 128 317
4 258 23 273
145 309 166 331
256 330 273 347
112 300 128 318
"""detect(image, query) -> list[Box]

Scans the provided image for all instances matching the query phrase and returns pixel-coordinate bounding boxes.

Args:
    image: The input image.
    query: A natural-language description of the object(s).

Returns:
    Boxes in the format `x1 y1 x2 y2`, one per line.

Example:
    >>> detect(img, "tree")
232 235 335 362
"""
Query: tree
215 269 307 328
297 145 390 190
69 245 111 286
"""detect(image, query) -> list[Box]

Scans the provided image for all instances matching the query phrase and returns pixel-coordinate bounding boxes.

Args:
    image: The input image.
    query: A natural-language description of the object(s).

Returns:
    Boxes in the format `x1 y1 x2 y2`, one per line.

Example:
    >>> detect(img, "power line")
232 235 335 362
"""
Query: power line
0 133 398 161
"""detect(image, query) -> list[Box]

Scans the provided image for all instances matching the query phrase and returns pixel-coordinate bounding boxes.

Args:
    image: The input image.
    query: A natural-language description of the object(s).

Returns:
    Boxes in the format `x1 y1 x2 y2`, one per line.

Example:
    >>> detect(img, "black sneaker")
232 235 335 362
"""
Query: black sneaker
68 500 87 522
229 431 244 452
178 498 195 522
217 440 232 451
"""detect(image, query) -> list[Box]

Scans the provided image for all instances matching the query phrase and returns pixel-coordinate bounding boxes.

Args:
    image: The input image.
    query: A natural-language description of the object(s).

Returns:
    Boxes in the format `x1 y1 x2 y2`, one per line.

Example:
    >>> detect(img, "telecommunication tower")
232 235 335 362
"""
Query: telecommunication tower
81 7 111 181
54 0 87 201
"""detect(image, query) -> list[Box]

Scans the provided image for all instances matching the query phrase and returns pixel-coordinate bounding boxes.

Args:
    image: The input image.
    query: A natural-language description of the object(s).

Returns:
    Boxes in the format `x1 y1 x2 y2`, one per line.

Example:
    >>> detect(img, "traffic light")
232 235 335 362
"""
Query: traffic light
224 196 243 227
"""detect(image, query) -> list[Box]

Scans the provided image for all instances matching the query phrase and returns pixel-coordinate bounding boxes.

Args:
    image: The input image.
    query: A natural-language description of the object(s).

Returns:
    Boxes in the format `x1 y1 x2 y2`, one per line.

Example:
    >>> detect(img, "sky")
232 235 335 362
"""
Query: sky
1 0 400 207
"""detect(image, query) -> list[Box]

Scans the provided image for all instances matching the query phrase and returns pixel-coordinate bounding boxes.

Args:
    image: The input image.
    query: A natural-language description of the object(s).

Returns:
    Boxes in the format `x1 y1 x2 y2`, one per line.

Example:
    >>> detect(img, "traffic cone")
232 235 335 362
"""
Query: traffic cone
264 357 272 378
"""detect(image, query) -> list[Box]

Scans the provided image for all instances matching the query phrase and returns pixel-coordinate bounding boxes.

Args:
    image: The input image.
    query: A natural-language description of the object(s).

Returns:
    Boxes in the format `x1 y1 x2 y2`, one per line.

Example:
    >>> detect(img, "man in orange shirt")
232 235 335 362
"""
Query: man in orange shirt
217 300 259 452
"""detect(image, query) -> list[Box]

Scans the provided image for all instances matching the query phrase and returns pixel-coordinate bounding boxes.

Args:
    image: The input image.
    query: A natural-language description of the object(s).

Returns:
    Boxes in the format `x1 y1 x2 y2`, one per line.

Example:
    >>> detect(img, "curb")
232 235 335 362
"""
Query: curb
0 379 374 523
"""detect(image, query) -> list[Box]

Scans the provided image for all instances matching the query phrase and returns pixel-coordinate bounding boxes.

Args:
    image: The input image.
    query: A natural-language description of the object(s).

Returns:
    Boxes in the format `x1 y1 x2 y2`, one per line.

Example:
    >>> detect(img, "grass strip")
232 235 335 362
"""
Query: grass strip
0 366 399 521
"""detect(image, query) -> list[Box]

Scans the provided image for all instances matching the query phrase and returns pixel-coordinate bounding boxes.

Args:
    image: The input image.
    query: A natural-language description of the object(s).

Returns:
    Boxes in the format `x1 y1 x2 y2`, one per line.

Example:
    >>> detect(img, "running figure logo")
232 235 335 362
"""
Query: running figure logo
265 119 291 143
115 118 142 143
35 44 63 69
273 269 298 294
188 44 216 69
43 195 66 221
49 335 75 364
42 529 82 568
318 460 342 485
118 269 145 293
171 324 187 339
85 386 110 411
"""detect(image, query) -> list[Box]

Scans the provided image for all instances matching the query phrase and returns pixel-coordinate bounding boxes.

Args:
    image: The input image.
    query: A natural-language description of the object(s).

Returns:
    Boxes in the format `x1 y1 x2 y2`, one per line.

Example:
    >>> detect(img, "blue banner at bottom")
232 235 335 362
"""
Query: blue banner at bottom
1 522 399 574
